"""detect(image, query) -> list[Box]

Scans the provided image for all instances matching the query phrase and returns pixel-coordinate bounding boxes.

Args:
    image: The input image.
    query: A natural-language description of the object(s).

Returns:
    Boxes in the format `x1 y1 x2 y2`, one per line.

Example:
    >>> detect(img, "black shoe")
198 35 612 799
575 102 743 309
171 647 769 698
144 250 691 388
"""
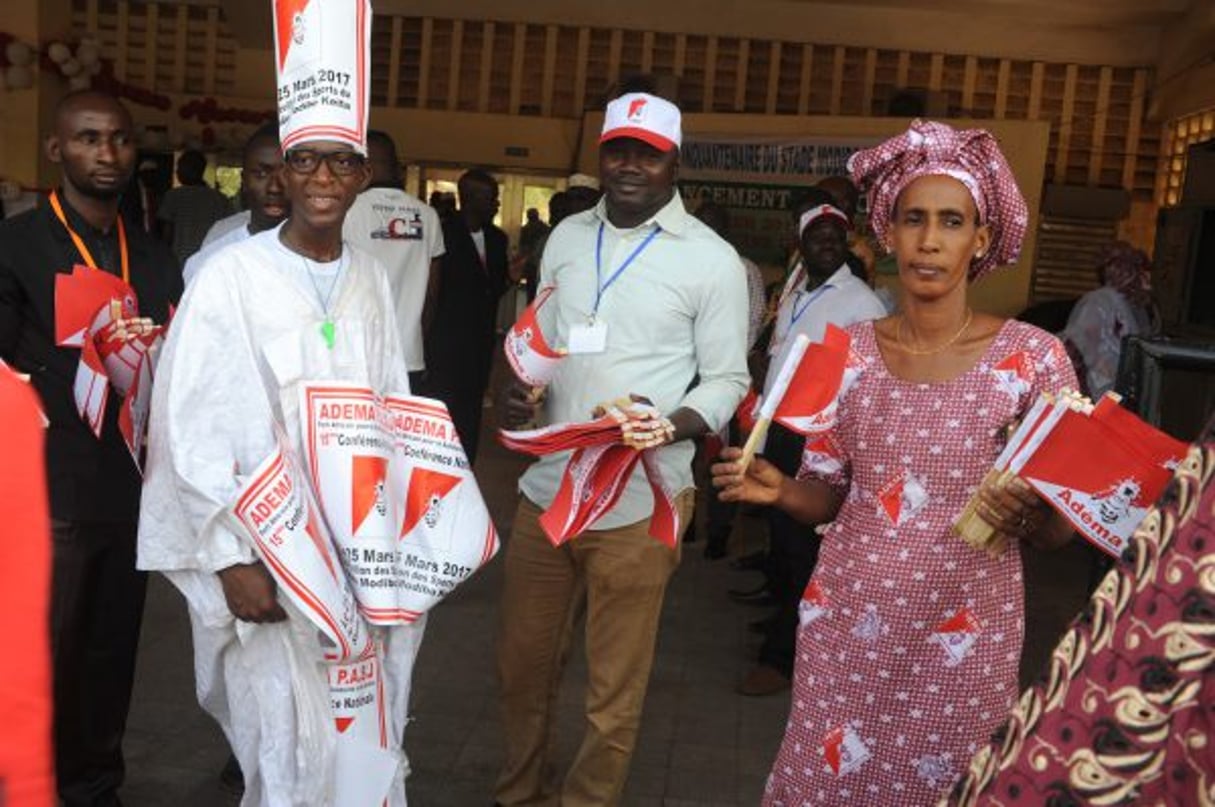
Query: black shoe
219 753 244 795
729 551 767 572
748 614 778 634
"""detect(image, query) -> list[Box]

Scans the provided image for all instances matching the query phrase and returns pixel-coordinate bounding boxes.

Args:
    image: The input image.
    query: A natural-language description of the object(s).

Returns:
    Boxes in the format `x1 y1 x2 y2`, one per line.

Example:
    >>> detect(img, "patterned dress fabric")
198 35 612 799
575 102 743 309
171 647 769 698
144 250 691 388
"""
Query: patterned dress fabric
942 422 1214 807
764 319 1076 806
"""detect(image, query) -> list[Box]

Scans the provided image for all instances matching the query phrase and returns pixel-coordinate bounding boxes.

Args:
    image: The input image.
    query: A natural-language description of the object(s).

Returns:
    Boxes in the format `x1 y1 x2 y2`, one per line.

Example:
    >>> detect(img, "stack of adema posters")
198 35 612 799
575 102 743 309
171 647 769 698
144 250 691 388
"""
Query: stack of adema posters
955 391 1189 557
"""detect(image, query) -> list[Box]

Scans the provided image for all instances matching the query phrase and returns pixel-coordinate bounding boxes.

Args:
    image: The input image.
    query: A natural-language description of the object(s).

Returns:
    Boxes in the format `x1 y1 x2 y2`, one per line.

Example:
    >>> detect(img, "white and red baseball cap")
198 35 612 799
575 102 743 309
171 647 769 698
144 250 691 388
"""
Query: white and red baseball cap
798 203 852 235
600 92 682 152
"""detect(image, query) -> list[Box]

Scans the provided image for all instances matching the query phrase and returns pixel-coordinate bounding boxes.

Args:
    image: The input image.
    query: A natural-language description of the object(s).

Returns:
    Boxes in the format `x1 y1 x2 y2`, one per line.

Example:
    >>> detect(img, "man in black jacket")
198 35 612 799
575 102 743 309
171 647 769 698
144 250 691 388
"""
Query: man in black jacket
423 169 510 464
0 89 180 807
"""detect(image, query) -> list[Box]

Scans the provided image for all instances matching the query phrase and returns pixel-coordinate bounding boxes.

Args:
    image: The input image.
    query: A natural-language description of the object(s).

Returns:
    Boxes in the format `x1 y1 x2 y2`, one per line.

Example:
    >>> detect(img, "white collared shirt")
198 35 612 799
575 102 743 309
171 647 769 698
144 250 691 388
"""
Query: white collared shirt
519 193 750 530
765 262 886 397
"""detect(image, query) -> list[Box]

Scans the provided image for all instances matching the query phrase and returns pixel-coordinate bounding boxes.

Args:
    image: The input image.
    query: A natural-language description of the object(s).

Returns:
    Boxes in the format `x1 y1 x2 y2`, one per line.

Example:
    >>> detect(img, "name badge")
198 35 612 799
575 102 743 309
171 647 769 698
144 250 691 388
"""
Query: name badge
567 321 608 354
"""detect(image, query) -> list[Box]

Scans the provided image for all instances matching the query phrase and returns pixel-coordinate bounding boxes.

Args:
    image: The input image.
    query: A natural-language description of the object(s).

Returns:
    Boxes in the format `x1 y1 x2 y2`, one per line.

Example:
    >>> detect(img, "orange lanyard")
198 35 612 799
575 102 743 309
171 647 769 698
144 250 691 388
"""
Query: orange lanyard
48 190 129 286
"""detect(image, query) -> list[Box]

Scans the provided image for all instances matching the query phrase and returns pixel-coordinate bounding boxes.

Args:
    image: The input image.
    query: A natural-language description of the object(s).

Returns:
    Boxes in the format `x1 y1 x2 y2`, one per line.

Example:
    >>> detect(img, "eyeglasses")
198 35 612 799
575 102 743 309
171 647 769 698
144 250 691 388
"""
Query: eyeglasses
284 149 366 177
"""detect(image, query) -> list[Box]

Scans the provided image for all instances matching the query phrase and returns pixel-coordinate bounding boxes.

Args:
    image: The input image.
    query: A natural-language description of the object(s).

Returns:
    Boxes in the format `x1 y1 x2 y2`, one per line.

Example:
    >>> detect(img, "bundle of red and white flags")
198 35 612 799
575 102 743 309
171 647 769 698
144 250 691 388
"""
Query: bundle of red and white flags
955 390 1189 557
499 400 680 547
55 264 164 469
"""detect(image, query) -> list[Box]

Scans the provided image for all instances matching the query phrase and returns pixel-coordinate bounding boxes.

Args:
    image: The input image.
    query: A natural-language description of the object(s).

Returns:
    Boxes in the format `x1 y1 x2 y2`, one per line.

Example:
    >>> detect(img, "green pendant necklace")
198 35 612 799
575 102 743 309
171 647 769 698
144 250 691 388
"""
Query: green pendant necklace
301 251 345 350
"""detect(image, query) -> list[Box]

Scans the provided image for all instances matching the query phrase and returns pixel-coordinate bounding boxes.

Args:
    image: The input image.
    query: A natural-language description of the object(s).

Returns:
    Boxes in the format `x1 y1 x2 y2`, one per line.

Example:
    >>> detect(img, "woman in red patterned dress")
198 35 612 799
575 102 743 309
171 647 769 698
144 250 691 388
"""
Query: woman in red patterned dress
713 121 1079 806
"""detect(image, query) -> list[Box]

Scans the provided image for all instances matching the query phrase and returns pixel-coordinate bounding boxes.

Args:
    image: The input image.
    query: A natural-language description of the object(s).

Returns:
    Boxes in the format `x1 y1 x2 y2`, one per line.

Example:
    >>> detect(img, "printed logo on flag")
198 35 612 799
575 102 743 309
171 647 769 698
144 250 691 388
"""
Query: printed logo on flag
1017 404 1181 558
928 607 982 667
400 467 462 538
511 327 535 357
991 351 1034 402
504 286 563 387
822 724 871 777
877 470 928 527
1095 477 1145 525
798 579 830 627
351 455 390 536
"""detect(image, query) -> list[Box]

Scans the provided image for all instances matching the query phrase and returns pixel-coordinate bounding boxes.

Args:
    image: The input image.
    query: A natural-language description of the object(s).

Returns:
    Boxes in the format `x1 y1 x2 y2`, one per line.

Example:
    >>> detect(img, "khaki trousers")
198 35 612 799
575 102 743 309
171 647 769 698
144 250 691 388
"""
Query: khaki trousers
495 493 693 807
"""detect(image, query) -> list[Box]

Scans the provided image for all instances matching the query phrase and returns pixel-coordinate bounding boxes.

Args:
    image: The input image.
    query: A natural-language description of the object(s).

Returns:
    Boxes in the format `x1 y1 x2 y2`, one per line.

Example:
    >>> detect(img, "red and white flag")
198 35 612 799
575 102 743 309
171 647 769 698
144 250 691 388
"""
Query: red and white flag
302 384 499 624
230 437 369 663
1019 408 1185 557
326 637 400 807
58 267 163 463
504 285 564 387
763 324 850 436
502 410 683 547
117 337 159 470
539 443 642 546
641 449 681 547
54 264 133 347
73 332 108 437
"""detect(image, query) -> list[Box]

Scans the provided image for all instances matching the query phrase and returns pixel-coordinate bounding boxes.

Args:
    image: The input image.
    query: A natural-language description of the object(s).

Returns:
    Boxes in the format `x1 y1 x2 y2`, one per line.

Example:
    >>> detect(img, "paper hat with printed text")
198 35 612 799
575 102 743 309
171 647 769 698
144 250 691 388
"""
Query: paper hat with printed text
600 93 682 152
272 0 371 154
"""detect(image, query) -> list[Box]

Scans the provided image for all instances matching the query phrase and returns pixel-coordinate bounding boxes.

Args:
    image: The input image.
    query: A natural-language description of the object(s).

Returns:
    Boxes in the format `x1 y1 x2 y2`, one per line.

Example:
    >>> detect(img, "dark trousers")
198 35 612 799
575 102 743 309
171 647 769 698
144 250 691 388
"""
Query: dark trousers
704 418 742 554
758 424 821 677
421 382 487 467
51 519 147 807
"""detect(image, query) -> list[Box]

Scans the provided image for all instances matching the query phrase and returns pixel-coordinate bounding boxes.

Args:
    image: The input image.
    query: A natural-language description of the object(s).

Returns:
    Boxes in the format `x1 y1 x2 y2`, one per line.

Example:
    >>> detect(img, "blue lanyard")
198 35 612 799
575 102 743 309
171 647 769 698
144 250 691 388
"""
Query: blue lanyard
594 222 661 317
789 281 832 325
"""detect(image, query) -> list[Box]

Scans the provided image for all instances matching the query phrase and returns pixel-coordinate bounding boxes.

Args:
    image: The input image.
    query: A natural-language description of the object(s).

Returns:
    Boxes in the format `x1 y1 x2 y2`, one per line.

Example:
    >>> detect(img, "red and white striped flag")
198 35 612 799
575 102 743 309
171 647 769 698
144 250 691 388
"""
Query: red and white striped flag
504 285 564 387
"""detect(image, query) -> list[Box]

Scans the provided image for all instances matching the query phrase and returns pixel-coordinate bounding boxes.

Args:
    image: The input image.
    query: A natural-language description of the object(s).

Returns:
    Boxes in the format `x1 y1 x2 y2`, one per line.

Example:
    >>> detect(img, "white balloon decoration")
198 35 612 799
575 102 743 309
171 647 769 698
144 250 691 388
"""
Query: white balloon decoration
46 42 72 64
76 42 101 67
5 41 34 67
5 65 34 90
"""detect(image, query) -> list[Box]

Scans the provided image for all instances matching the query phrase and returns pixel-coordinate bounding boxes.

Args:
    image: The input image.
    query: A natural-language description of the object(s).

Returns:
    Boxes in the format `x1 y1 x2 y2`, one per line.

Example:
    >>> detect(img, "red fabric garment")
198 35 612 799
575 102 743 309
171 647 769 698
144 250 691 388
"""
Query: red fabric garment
0 367 55 807
942 423 1215 807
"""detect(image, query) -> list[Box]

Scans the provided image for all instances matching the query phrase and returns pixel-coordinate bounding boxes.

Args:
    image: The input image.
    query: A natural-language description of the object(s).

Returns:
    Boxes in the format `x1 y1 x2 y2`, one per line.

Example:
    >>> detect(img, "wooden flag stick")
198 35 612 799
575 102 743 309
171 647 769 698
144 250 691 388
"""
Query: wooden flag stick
737 415 771 473
736 333 811 474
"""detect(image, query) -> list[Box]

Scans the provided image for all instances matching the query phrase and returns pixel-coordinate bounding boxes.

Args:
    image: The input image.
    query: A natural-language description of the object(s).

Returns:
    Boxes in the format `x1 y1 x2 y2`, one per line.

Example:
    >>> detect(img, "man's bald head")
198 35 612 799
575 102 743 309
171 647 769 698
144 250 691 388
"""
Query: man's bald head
52 90 133 136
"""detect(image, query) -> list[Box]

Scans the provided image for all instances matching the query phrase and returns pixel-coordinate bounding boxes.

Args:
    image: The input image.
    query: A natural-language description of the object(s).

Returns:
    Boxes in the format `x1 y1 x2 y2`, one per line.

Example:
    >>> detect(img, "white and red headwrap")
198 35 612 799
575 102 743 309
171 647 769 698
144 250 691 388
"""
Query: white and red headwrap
847 120 1028 281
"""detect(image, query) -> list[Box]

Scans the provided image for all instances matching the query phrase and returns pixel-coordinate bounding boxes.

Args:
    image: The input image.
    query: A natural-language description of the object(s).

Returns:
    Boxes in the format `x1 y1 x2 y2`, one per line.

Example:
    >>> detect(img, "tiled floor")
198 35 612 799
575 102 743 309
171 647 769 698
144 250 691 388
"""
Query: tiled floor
119 392 1095 806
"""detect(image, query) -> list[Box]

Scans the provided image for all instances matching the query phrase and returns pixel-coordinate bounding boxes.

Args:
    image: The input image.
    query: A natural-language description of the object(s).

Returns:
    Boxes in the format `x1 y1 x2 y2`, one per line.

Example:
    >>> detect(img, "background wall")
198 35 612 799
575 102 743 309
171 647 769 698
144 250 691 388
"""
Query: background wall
2 0 1212 314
